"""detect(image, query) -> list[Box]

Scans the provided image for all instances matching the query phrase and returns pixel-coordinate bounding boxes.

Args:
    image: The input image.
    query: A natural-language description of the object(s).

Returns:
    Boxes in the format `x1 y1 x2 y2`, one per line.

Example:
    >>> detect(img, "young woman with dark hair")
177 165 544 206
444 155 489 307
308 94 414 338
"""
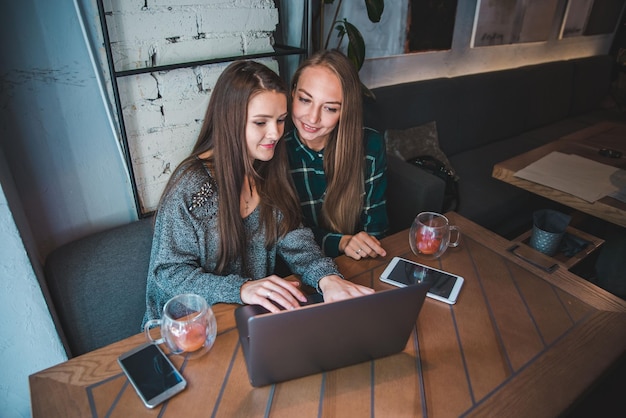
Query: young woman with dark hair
144 60 373 323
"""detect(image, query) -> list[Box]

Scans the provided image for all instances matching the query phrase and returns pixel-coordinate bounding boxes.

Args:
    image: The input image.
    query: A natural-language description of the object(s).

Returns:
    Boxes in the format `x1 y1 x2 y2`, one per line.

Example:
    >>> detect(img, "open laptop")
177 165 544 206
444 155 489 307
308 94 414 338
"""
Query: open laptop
234 282 430 387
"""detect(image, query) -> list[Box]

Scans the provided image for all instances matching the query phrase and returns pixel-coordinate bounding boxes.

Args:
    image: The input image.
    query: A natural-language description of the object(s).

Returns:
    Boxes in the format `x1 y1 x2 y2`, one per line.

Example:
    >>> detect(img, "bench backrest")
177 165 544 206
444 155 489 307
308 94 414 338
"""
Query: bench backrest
44 217 153 357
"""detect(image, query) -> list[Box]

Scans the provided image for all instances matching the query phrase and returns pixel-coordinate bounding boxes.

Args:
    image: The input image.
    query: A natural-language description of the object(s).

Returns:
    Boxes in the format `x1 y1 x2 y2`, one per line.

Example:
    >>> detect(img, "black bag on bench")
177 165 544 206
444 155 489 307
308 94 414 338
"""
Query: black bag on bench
407 155 460 213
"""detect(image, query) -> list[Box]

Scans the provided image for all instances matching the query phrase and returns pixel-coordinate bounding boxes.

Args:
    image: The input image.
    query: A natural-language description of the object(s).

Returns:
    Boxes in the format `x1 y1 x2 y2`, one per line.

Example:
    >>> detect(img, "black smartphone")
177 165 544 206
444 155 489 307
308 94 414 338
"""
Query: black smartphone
598 148 622 158
380 256 464 304
117 342 187 408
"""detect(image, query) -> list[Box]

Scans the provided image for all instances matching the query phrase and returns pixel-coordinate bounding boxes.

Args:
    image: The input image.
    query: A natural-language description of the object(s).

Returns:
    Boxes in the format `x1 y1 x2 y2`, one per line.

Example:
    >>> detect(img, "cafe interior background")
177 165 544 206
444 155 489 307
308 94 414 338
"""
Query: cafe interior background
1 0 624 415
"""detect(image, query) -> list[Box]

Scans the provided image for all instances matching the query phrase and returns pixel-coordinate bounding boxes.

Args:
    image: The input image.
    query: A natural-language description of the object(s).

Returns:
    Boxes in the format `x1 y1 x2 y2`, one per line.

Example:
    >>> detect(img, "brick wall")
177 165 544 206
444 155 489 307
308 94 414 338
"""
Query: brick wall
104 0 280 212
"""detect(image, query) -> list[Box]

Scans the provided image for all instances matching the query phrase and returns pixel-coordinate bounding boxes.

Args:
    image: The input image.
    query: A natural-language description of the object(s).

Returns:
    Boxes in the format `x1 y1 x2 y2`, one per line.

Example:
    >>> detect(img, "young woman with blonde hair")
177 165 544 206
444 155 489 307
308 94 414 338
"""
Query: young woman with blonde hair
285 50 389 259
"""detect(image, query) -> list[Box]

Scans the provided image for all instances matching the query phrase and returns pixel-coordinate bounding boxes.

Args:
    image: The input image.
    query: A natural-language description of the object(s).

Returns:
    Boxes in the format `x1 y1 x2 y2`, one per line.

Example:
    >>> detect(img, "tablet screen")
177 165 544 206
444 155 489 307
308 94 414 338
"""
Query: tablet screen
387 259 458 299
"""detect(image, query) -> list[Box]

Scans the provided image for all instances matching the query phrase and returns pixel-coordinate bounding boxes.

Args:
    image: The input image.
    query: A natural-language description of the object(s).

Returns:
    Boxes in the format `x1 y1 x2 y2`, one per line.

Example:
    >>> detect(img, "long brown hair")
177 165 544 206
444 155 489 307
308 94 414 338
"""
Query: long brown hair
162 60 301 274
291 50 365 234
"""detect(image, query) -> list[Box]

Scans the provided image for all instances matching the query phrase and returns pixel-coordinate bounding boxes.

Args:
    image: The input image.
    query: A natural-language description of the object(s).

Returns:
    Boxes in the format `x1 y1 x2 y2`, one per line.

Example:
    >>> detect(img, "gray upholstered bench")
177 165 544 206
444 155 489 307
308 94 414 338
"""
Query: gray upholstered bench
44 217 153 357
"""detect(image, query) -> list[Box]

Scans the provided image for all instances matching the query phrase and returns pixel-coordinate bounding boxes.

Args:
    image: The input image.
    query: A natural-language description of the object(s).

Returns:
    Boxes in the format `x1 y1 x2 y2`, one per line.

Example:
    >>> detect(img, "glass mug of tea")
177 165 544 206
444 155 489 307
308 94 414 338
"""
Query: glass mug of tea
144 293 217 359
409 212 461 259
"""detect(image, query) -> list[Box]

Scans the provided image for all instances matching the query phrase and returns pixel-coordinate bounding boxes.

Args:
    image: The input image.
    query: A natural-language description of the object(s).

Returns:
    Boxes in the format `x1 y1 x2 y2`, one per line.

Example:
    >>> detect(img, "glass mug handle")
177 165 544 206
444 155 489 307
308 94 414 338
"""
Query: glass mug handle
144 319 165 344
448 225 461 248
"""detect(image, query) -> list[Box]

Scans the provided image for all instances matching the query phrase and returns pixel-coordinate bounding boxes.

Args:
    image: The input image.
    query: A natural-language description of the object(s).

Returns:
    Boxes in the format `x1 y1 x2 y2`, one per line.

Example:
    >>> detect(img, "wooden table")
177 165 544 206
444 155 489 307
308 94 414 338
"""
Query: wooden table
30 213 626 417
492 121 626 228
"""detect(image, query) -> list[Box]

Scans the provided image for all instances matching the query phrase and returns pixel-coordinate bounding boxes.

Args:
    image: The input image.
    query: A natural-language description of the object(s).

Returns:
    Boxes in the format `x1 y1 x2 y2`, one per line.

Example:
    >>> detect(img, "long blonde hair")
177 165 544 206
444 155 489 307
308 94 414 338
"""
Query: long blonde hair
291 50 365 234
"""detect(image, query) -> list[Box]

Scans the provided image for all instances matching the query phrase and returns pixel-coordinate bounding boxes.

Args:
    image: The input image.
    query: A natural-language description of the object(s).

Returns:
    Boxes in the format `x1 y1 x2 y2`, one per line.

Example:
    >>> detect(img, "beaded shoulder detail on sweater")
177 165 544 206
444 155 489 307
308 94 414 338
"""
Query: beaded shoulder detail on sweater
188 180 215 211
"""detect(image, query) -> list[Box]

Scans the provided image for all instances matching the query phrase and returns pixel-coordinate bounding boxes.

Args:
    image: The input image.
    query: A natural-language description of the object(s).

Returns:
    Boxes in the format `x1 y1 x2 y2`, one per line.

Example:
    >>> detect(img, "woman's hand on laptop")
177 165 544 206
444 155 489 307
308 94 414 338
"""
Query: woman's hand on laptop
241 276 307 313
319 275 375 302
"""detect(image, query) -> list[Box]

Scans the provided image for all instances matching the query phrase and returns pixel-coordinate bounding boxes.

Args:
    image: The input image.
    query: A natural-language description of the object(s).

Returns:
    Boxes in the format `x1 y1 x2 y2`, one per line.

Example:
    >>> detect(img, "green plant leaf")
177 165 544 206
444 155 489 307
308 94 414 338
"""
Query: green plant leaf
365 0 384 23
335 22 346 38
343 19 365 71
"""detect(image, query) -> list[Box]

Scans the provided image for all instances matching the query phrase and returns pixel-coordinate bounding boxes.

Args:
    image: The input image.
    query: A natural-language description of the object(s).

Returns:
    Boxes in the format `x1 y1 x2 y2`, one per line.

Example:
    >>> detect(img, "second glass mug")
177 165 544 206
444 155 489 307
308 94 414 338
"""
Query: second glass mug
409 212 461 259
144 293 217 359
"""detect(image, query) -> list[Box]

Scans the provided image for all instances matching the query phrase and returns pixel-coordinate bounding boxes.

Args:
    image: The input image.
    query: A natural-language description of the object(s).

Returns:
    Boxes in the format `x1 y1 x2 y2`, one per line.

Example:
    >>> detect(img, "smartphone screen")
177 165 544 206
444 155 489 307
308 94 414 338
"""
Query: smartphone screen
381 257 464 304
118 343 187 408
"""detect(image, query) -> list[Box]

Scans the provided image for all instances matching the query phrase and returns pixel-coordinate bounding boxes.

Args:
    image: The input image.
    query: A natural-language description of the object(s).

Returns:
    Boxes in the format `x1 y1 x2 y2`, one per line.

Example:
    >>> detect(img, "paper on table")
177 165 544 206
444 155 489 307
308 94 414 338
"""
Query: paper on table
514 151 621 202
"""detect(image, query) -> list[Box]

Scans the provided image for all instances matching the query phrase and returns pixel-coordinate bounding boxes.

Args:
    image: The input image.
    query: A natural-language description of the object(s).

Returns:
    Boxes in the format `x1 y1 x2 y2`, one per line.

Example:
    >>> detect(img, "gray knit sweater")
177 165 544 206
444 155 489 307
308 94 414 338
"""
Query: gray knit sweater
143 159 341 323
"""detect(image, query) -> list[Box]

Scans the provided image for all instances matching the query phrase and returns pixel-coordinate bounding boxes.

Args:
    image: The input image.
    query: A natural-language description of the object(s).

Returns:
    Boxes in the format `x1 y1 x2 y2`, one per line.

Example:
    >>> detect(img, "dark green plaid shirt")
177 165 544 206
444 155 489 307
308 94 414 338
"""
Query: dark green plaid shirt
285 127 389 257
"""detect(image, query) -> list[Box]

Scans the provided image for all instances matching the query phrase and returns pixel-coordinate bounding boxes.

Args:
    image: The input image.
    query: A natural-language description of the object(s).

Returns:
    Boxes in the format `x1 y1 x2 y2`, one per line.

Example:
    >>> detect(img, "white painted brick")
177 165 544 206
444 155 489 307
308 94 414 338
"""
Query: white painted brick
118 78 166 138
106 7 278 43
129 125 197 168
112 35 261 70
151 0 235 8
125 58 278 118
161 95 211 129
243 32 275 54
228 9 278 32
106 1 247 14
117 73 159 107
149 1 275 9
136 180 166 213
121 95 209 139
110 41 152 71
249 57 280 73
105 0 148 14
106 8 271 42
151 68 207 99
105 0 283 211
107 10 200 42
118 66 217 137
162 36 246 61
123 104 167 136
131 124 199 211
233 0 277 9
159 99 211 129
122 104 165 137
130 131 198 209
194 62 229 91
